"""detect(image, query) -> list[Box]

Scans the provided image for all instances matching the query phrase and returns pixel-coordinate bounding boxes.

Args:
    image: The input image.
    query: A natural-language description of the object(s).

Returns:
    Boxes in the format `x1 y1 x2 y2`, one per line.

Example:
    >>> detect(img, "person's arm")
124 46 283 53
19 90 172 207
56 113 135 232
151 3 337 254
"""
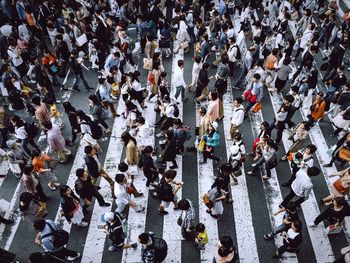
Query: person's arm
273 207 286 216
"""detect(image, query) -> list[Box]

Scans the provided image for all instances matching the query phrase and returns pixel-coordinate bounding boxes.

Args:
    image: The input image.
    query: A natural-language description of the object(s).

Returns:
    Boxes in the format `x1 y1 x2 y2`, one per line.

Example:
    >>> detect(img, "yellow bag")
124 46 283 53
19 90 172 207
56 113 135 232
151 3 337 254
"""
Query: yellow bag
197 138 206 152
339 147 350 162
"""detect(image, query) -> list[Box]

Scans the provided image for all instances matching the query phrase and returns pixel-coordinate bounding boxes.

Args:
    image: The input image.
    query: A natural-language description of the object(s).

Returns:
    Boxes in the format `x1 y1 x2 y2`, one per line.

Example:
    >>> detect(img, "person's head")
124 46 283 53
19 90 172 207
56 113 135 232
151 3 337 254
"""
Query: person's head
10 115 23 127
229 36 236 44
299 121 310 131
62 101 76 114
42 121 53 131
333 196 346 207
196 223 205 233
138 232 151 245
24 164 34 175
316 91 324 100
76 168 88 180
178 59 184 68
121 131 136 146
32 148 42 159
221 54 229 64
164 169 177 181
177 199 190 210
308 22 315 31
59 185 72 198
98 77 106 85
209 91 218 101
31 96 41 106
101 211 115 223
32 218 46 231
309 45 318 54
290 85 299 94
294 152 303 161
19 192 34 212
202 62 210 71
219 236 233 248
283 56 292 65
233 132 242 141
307 166 320 177
252 73 261 82
84 145 95 156
76 110 92 123
115 173 126 184
261 121 269 130
337 65 345 74
173 118 182 128
284 94 294 105
305 144 317 154
272 48 279 56
88 94 101 106
118 162 128 172
291 220 302 232
143 145 153 155
165 129 174 139
199 107 207 116
194 56 201 64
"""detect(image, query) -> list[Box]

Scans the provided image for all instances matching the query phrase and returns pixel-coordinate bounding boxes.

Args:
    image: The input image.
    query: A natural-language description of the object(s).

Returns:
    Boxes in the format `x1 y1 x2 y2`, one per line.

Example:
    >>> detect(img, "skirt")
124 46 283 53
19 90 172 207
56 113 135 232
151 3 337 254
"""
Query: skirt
71 205 84 224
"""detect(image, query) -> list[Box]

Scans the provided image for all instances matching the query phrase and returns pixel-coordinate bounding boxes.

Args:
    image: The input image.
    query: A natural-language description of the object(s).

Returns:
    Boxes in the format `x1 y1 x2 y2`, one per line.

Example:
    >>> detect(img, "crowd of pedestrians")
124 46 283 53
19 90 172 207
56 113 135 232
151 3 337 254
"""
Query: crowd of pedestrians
1 0 350 262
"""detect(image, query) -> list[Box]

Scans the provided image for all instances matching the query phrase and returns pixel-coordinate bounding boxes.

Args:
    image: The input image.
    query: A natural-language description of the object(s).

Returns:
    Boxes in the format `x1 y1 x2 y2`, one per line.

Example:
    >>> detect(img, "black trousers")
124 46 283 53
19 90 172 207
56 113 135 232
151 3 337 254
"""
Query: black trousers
281 189 305 208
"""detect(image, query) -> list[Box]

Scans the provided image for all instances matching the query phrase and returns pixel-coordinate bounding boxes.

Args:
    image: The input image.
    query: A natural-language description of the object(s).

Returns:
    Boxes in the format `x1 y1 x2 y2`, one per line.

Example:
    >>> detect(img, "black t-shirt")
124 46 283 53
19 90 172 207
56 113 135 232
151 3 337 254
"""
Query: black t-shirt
283 210 299 223
159 179 174 202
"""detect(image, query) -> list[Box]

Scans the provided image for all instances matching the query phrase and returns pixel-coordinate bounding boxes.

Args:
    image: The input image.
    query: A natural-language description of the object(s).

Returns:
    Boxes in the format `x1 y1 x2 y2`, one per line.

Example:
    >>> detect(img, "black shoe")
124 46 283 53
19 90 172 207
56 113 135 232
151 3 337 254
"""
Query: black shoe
100 203 111 207
157 209 168 215
264 233 274 240
169 165 178 169
281 182 290 187
2 219 14 225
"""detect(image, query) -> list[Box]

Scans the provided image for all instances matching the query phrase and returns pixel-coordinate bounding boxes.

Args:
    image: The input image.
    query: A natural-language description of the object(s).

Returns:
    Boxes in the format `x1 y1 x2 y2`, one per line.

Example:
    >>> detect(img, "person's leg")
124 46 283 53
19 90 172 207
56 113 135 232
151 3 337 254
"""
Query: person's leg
252 157 265 173
314 209 328 225
35 182 48 201
20 139 32 157
72 74 80 90
0 214 13 224
271 222 289 236
28 138 40 150
174 86 183 100
93 188 107 206
276 244 289 256
80 73 91 90
280 190 297 208
98 119 109 130
100 173 114 186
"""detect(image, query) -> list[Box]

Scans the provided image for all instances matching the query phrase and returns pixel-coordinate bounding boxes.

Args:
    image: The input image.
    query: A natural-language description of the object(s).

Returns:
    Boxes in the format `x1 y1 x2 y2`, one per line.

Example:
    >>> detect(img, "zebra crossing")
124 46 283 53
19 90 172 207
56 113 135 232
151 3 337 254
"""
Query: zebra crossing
1 1 350 262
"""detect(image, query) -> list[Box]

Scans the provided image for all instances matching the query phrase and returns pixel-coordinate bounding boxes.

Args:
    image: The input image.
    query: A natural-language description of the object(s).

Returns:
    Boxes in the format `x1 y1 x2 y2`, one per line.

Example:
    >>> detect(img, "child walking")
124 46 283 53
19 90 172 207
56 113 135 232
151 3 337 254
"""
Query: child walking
195 223 208 250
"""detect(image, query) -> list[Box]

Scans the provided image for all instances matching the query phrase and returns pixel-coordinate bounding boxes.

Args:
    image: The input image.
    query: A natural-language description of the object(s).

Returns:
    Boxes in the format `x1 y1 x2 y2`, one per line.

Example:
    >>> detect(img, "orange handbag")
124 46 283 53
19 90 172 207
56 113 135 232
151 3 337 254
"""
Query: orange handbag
339 147 350 162
203 194 214 209
253 102 262 113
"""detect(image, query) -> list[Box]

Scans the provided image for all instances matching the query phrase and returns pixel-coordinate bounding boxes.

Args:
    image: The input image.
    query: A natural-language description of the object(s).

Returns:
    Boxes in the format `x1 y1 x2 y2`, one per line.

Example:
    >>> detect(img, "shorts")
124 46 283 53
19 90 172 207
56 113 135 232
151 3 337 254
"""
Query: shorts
160 195 178 208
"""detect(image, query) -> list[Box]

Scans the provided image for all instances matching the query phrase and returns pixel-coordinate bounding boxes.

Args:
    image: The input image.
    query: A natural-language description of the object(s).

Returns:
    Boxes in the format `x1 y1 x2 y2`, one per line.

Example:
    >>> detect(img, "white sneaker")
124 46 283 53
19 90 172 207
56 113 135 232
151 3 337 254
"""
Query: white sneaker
67 253 81 261
226 136 232 141
251 163 257 167
156 132 164 138
76 221 88 227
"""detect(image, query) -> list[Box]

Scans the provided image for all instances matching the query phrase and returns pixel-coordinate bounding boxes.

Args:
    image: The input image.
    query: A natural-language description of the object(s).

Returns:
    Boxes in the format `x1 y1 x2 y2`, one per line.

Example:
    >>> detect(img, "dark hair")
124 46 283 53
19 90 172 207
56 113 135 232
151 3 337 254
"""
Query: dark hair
293 220 302 232
88 94 102 106
178 199 190 210
32 148 41 158
84 145 93 154
43 121 53 130
62 102 77 114
202 63 210 70
285 201 297 212
220 236 233 248
306 144 317 154
295 152 303 160
115 173 125 183
137 116 145 124
32 96 41 106
253 73 261 80
177 59 184 67
138 232 150 244
221 54 229 64
196 223 205 232
210 91 218 100
234 97 243 105
118 162 128 172
33 219 46 231
334 196 346 206
76 110 92 122
76 168 85 178
164 169 177 179
121 131 137 147
59 185 71 198
143 146 153 154
10 115 24 127
307 166 320 177
24 164 34 175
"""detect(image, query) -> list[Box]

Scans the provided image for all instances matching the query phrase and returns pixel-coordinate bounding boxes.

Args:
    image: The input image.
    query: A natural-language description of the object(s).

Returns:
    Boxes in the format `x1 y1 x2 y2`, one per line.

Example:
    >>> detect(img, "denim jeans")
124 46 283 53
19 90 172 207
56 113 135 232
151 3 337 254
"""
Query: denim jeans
73 73 91 90
175 85 185 100
271 222 290 236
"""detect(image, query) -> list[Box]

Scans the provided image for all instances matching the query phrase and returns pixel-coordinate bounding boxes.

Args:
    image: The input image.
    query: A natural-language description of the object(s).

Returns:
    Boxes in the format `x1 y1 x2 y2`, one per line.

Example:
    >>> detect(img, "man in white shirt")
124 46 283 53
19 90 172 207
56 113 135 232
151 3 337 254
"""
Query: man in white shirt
280 166 320 208
227 97 245 140
7 38 26 79
173 59 188 102
114 173 144 214
227 37 240 77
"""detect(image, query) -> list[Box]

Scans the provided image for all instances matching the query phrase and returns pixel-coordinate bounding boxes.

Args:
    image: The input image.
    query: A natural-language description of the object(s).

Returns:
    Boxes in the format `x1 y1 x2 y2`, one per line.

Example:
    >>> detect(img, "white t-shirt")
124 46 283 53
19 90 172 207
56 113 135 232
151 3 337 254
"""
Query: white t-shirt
7 47 23 67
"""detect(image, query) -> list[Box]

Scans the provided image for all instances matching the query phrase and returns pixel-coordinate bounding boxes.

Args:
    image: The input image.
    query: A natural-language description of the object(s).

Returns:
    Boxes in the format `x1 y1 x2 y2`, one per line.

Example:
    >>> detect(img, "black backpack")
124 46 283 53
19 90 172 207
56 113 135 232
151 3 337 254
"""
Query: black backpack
109 213 127 241
235 45 241 60
42 222 69 248
150 234 168 263
24 123 39 139
171 104 179 118
88 121 102 140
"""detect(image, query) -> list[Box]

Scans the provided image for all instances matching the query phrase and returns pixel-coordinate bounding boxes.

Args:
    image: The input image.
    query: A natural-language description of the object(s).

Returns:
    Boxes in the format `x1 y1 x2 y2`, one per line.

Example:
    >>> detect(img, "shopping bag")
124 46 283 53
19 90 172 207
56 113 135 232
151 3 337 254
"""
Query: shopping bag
202 194 214 209
327 224 342 235
128 164 138 176
76 34 87 47
143 58 153 70
253 101 262 112
339 147 350 162
197 138 206 152
0 199 10 212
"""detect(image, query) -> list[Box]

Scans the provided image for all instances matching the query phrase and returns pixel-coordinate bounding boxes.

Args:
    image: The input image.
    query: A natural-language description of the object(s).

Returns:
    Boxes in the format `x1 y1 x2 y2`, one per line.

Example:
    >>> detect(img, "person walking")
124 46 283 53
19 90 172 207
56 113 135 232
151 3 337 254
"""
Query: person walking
59 185 88 227
177 199 195 240
69 52 92 92
32 218 81 261
89 94 111 134
43 121 71 164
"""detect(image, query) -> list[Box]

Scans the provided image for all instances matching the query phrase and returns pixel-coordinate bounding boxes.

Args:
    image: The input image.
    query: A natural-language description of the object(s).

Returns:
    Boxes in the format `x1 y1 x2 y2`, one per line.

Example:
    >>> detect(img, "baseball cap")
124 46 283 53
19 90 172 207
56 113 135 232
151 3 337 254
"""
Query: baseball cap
100 212 114 223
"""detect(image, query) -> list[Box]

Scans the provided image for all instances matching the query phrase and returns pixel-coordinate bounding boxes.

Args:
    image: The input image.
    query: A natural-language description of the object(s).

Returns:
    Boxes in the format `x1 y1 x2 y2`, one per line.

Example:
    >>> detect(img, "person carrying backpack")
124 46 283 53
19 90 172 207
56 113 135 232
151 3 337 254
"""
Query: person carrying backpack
32 218 80 261
138 232 168 263
100 211 137 252
173 118 191 154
